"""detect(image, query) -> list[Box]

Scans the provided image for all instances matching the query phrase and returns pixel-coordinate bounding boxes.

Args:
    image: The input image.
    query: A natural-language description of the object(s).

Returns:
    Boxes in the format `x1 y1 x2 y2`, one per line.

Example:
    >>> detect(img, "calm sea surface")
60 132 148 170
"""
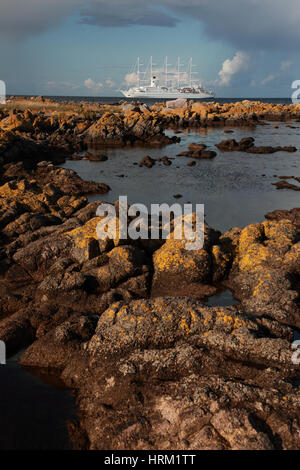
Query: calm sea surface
62 121 300 233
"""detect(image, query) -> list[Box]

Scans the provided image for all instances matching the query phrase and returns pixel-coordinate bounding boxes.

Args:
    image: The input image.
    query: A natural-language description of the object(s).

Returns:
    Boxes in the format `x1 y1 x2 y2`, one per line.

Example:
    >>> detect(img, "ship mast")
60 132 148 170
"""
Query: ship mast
137 57 141 87
165 56 172 87
177 57 184 88
189 57 196 88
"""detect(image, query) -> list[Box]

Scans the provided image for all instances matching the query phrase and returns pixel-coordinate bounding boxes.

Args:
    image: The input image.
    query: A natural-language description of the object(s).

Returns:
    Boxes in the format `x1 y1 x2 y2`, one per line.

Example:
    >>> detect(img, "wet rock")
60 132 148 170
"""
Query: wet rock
139 156 156 168
177 149 217 159
84 152 108 162
216 137 297 154
161 156 172 166
188 143 207 152
216 137 255 151
272 178 300 191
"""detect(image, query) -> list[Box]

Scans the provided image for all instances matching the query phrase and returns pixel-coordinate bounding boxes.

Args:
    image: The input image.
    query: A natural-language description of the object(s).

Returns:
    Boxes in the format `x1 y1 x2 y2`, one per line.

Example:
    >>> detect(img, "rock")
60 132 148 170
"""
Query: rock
2 97 300 450
216 137 297 154
19 297 300 450
161 156 172 166
152 231 213 297
228 219 300 328
84 152 108 162
139 156 156 168
166 98 188 109
177 149 217 159
265 208 300 230
272 179 300 191
188 143 207 152
85 111 172 147
216 137 255 151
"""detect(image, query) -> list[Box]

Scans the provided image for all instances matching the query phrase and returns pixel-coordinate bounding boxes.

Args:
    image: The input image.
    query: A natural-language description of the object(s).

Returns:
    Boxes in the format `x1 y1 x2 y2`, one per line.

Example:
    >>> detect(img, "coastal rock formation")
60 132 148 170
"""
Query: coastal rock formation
1 97 300 450
139 156 156 168
227 219 300 328
265 207 300 229
1 99 300 160
20 297 300 450
1 164 300 449
272 176 300 191
216 137 297 154
85 111 178 147
151 222 227 298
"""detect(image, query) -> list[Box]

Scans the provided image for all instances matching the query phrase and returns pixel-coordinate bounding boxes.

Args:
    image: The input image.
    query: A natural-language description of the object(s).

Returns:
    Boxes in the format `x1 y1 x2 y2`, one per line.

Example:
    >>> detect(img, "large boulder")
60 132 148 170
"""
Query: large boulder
20 297 300 450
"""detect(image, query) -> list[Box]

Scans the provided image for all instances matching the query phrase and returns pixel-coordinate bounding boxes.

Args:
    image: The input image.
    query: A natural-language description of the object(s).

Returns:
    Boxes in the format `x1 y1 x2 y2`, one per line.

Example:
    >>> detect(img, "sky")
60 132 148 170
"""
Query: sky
0 0 299 98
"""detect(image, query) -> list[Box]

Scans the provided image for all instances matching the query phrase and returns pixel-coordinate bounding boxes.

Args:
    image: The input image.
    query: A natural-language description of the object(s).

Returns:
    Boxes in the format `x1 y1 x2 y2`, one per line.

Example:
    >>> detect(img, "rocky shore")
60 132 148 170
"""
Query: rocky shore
1 97 300 157
0 98 300 450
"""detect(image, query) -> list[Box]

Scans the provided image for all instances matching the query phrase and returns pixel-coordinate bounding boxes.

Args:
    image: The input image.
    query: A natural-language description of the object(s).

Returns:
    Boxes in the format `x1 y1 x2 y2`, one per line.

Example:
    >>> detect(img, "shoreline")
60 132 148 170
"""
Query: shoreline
0 98 300 450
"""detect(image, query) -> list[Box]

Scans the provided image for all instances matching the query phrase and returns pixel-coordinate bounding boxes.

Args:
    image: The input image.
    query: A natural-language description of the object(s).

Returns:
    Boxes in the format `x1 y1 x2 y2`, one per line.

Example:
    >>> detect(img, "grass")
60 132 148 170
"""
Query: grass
0 98 122 119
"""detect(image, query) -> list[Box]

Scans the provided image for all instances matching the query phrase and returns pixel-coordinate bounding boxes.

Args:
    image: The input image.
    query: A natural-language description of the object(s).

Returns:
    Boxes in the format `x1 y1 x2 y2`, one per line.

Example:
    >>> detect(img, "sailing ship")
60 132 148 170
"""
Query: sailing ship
120 57 214 99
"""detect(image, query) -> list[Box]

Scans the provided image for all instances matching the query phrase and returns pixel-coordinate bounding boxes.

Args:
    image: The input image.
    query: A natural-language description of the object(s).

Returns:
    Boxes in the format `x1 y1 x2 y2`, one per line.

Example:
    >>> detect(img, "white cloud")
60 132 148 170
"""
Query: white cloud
260 60 293 86
44 81 80 90
280 60 293 71
261 74 276 86
124 72 139 86
105 79 116 88
218 51 249 86
84 78 104 93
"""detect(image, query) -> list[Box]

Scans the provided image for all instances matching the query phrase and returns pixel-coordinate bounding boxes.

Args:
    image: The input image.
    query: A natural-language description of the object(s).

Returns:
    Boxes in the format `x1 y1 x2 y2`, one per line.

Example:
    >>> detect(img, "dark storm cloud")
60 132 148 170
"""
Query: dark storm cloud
1 0 300 51
79 0 300 49
0 0 81 39
79 0 178 28
162 0 300 50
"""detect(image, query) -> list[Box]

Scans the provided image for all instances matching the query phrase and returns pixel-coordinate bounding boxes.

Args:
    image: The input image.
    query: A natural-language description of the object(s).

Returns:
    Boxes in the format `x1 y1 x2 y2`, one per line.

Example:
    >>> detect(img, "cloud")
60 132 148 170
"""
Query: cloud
162 0 300 50
218 51 249 86
44 81 81 91
260 60 293 86
0 0 81 39
105 79 116 88
77 0 300 51
1 0 300 53
280 60 293 71
79 0 178 28
261 74 276 86
84 77 104 93
124 72 139 86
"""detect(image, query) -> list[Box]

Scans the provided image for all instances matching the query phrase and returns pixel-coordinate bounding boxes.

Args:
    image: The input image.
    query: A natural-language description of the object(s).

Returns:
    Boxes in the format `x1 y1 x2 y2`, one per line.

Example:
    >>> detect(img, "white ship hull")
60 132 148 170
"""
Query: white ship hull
121 90 213 99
